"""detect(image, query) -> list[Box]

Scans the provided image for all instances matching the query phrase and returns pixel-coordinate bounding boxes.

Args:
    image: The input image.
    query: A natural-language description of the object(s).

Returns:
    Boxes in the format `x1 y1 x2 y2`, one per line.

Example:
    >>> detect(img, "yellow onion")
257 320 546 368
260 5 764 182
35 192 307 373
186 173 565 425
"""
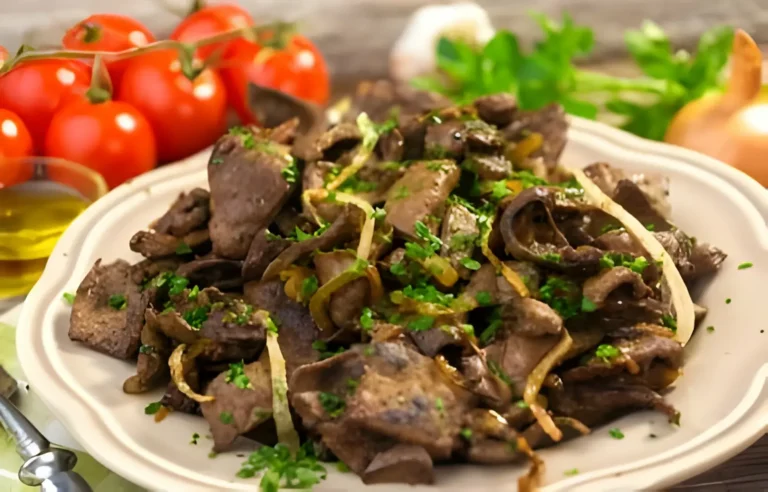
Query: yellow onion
665 30 768 186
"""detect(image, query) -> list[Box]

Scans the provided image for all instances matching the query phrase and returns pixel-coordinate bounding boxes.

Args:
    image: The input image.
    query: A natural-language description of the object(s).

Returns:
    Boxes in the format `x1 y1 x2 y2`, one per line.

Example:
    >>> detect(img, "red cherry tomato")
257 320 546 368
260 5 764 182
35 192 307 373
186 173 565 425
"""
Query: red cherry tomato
62 14 155 92
0 46 9 69
220 34 330 125
170 4 253 60
44 98 156 189
0 109 33 159
0 59 91 153
117 50 227 163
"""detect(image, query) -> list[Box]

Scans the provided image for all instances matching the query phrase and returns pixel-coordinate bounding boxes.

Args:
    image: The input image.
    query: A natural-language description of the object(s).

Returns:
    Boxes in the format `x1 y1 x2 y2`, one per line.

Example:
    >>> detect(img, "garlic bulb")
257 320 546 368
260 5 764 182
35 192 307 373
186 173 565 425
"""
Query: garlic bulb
390 2 495 83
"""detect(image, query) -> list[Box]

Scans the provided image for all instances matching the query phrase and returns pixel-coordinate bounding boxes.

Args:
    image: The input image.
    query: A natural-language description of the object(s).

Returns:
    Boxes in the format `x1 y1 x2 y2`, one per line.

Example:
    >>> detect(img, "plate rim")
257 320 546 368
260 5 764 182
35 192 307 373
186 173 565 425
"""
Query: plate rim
16 118 768 491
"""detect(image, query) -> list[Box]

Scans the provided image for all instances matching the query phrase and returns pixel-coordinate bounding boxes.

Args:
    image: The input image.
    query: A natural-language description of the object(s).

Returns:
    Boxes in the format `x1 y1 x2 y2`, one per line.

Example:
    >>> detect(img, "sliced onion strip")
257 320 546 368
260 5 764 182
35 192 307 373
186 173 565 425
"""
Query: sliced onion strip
169 342 214 403
326 112 379 191
261 314 301 454
479 223 529 297
309 267 366 337
568 166 695 346
523 330 573 442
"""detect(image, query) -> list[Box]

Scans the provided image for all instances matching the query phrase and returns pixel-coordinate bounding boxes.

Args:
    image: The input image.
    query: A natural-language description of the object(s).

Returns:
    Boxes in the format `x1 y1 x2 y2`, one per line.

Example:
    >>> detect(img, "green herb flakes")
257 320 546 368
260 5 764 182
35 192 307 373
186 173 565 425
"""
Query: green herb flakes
139 344 154 355
190 432 200 445
144 402 162 415
312 340 346 360
738 262 753 270
580 297 597 312
706 325 715 333
475 290 493 306
488 360 512 385
175 242 193 255
515 400 529 409
371 207 386 221
541 252 562 263
661 314 677 332
183 305 210 329
281 159 299 184
225 361 253 390
187 285 200 300
407 315 435 331
435 397 445 413
108 294 127 310
237 442 327 490
318 392 346 418
300 275 319 301
460 428 473 440
359 307 374 331
460 257 482 270
393 185 410 200
595 344 620 363
265 315 279 334
609 427 624 440
726 298 732 304
219 411 234 424
336 461 350 473
62 292 76 305
564 468 579 476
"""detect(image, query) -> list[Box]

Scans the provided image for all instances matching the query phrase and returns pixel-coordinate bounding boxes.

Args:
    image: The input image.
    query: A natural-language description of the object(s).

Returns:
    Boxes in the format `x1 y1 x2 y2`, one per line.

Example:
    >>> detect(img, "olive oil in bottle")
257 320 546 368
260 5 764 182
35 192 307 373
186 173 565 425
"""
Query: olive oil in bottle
0 183 90 298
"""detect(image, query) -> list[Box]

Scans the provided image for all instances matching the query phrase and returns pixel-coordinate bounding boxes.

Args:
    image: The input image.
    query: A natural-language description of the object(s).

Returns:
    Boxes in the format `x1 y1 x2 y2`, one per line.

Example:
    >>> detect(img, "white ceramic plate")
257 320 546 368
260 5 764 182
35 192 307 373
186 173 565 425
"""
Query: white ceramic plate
17 118 768 492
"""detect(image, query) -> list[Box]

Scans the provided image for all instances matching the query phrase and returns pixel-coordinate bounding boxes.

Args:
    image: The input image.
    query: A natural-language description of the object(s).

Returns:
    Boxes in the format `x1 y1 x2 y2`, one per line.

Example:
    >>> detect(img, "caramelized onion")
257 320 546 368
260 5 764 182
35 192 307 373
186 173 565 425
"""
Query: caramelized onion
523 330 573 442
168 342 214 403
325 113 380 191
261 311 301 454
309 264 367 338
479 219 529 297
516 436 544 492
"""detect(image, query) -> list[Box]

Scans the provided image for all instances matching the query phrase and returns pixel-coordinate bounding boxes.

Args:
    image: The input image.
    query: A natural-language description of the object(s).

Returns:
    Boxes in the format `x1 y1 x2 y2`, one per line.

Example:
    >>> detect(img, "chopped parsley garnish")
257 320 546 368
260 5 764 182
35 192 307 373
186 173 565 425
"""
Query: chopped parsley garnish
450 233 479 250
609 427 625 439
564 468 579 476
144 402 162 415
336 461 350 473
435 397 445 413
460 257 482 270
393 185 410 200
738 262 753 270
339 175 378 193
515 400 530 409
183 305 210 329
490 180 513 202
139 344 154 355
237 442 327 490
292 226 313 242
461 324 475 336
108 294 127 310
228 126 255 149
541 252 562 263
600 223 624 234
190 432 200 445
595 344 620 363
479 309 503 344
281 159 298 184
600 253 649 274
225 361 253 390
414 221 442 251
187 285 200 300
427 160 450 171
390 262 408 276
300 275 319 300
265 315 279 333
645 223 656 231
371 207 386 221
175 242 193 255
487 360 512 385
510 170 549 188
404 241 432 260
726 298 732 304
706 325 715 333
407 315 435 331
581 297 597 312
539 277 581 319
219 411 234 424
460 428 473 440
318 392 346 418
168 275 189 295
265 230 283 242
311 340 346 360
359 307 374 331
402 283 454 306
661 314 677 332
363 345 376 356
210 157 223 165
62 292 76 305
475 290 493 306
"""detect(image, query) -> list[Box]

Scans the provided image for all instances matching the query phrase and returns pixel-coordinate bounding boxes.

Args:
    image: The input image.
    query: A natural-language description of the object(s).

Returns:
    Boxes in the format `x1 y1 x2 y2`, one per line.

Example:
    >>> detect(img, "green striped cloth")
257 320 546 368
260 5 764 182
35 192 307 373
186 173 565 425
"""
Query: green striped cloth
0 323 144 491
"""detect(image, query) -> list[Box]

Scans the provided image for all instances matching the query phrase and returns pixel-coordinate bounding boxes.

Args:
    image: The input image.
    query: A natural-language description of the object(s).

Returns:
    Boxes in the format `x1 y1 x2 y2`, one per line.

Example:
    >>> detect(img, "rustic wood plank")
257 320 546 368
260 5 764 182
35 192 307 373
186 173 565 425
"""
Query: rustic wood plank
672 435 768 490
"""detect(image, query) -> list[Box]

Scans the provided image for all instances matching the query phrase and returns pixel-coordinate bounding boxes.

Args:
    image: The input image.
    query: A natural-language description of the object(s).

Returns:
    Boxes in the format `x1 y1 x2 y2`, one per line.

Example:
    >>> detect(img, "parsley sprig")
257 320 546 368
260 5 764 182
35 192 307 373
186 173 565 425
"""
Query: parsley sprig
237 442 327 492
413 13 733 141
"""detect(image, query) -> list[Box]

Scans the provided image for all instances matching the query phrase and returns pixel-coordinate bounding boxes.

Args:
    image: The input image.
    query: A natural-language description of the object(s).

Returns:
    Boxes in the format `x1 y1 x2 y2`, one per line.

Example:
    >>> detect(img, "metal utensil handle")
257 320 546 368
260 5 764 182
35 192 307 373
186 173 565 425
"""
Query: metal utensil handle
41 471 94 492
0 393 50 460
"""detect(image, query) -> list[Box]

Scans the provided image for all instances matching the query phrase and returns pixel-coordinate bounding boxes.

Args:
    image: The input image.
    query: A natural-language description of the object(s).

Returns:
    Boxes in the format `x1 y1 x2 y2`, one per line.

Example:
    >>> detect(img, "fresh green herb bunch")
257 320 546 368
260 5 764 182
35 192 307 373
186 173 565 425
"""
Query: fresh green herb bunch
412 13 734 141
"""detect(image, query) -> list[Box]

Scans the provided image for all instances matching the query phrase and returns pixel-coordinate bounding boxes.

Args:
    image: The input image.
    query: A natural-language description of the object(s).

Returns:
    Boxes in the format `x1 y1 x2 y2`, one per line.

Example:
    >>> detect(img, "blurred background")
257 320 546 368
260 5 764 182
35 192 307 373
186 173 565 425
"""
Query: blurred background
5 0 768 81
